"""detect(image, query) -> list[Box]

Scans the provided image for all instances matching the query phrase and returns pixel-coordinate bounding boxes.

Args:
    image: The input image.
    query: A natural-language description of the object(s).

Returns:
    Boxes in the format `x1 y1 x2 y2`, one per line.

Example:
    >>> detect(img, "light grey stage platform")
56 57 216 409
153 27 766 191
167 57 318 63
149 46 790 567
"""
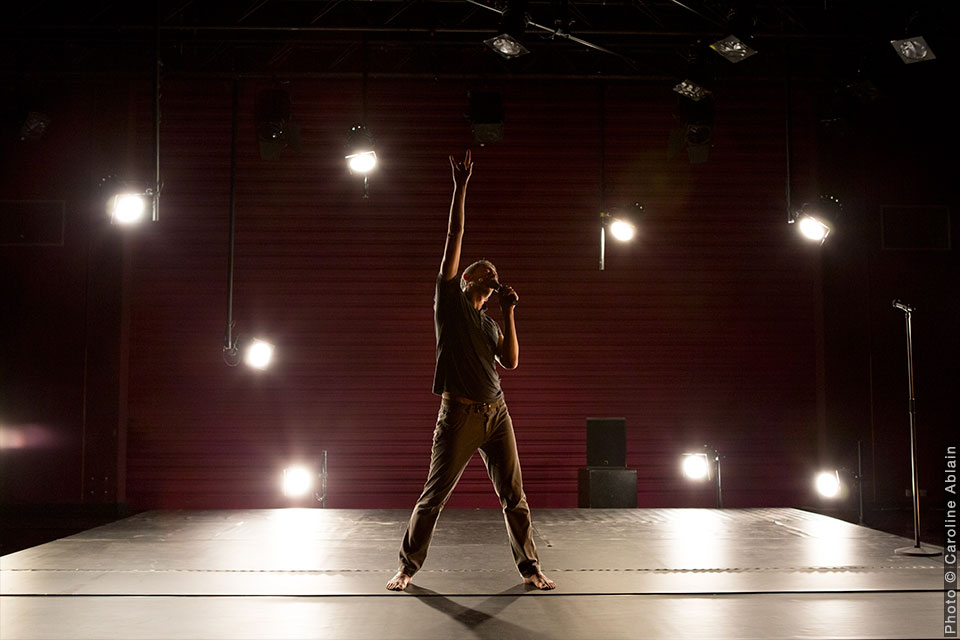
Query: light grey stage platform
0 508 946 639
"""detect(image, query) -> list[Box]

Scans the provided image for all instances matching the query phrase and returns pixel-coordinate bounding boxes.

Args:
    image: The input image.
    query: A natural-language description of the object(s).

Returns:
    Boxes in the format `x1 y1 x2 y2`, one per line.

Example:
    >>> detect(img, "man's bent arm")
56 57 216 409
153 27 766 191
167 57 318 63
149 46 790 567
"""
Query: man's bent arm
497 307 519 369
440 151 472 281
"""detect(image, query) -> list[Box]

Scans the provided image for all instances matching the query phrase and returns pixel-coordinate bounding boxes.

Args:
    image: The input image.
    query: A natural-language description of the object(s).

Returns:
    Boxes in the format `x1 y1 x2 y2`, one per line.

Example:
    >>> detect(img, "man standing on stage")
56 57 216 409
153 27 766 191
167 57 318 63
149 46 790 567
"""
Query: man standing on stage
386 150 555 591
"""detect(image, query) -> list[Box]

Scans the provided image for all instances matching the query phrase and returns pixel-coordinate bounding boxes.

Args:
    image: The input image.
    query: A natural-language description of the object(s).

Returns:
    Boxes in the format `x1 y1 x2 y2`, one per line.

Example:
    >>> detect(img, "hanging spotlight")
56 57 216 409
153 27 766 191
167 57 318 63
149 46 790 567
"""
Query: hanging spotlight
484 0 530 58
484 34 529 59
599 204 641 270
670 45 715 164
99 176 156 225
672 80 712 102
710 35 757 63
346 150 377 174
244 338 275 370
107 193 148 225
223 332 275 370
789 195 842 245
673 43 714 102
797 215 830 242
345 124 377 174
710 6 758 63
222 79 275 372
609 218 636 242
890 37 936 64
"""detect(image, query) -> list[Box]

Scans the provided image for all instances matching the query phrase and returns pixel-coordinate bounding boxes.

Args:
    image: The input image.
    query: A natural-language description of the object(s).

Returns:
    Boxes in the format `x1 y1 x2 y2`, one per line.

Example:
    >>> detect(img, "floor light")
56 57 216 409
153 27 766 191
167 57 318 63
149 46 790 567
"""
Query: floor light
681 445 723 508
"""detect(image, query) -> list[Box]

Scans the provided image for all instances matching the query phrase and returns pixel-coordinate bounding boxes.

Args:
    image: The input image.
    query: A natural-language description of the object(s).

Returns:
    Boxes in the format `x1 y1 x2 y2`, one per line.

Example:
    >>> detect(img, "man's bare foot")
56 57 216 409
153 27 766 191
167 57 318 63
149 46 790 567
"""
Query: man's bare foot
386 571 412 591
522 571 556 590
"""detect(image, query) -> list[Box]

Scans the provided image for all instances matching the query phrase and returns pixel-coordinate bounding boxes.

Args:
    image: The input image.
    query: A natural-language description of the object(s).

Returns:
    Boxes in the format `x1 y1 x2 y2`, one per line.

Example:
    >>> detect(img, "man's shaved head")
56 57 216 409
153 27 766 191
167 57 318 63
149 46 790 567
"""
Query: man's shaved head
461 259 497 291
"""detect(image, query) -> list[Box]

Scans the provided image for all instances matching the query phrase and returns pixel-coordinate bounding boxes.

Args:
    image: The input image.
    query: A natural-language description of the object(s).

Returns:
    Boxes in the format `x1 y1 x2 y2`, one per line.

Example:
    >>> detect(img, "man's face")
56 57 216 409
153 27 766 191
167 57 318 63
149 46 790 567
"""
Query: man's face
465 264 499 294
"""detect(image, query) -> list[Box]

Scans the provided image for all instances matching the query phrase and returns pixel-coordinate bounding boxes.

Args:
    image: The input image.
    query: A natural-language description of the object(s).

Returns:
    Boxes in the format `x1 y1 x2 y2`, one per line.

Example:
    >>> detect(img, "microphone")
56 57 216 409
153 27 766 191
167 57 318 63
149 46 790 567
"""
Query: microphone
892 299 915 312
493 282 518 306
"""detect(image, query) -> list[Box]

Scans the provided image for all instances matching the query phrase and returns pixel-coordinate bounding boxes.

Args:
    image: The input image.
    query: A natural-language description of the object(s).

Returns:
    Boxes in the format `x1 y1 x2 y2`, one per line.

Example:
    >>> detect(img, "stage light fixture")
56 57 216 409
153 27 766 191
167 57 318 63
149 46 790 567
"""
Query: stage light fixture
599 205 641 270
710 7 758 63
815 458 866 523
484 34 529 59
221 80 277 372
672 80 712 102
609 218 636 242
890 37 936 64
681 445 723 507
789 195 841 245
100 176 157 225
224 333 275 370
682 453 710 480
484 0 530 59
283 465 314 498
670 45 716 164
792 197 840 243
815 470 841 498
107 193 148 225
345 124 377 176
244 338 275 370
346 150 377 174
798 215 830 242
674 43 714 103
710 35 757 63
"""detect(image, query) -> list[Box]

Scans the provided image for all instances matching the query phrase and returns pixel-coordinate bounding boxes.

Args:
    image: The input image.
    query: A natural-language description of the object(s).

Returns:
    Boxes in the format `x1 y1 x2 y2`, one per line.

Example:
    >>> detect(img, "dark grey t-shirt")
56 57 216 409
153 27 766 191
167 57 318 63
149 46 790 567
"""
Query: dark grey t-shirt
432 274 503 403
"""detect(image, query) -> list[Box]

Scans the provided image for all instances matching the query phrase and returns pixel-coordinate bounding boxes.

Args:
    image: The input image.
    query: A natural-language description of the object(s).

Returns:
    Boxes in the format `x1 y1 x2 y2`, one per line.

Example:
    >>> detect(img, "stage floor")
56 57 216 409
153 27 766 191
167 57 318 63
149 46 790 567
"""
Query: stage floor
0 508 946 639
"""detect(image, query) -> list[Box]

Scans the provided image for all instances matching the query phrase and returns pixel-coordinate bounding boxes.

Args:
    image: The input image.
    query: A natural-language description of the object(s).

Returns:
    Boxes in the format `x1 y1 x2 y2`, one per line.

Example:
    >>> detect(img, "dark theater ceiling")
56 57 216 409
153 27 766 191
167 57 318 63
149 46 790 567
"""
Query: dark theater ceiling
0 0 954 82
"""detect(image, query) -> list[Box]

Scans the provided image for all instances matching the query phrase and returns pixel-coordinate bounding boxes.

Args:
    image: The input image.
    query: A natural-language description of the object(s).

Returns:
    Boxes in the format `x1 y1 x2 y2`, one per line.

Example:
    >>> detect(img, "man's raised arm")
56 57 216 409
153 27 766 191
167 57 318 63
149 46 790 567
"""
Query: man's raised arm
440 150 473 281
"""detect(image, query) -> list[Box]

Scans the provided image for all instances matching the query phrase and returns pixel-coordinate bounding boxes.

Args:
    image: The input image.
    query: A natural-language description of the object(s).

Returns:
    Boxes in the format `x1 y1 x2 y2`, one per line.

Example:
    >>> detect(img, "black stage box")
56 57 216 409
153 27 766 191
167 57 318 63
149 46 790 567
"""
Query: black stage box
577 467 637 508
586 417 626 467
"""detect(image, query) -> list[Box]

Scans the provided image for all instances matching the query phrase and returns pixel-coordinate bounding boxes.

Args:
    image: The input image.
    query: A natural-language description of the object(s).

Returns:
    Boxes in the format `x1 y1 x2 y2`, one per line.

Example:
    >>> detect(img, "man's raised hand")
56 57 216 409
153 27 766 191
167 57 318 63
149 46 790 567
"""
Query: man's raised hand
449 150 473 187
498 283 518 311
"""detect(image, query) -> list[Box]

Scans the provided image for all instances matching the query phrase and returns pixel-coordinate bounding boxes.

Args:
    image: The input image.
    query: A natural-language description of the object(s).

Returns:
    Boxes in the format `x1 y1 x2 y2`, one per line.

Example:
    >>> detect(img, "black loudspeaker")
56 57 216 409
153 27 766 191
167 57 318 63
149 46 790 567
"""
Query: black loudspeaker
586 418 626 467
577 467 638 508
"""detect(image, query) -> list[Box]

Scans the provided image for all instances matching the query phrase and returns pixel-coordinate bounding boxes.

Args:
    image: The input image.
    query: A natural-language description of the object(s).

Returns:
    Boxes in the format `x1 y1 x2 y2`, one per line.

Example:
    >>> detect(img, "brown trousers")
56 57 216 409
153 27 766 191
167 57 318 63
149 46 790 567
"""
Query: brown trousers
397 397 540 578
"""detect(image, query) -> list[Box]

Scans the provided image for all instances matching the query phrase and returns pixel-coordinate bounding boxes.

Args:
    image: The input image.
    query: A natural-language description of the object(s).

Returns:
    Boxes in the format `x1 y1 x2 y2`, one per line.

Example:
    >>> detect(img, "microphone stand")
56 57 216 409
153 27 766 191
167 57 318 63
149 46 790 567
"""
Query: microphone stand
892 300 941 556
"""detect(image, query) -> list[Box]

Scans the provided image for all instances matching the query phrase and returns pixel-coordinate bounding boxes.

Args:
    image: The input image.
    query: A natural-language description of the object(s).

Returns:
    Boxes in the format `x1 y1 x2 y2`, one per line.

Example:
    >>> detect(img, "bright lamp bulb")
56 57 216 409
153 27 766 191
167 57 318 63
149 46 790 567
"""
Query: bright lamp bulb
109 193 147 224
682 453 710 480
815 471 841 498
244 339 274 370
283 466 314 497
609 219 636 242
798 216 829 242
346 151 377 174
